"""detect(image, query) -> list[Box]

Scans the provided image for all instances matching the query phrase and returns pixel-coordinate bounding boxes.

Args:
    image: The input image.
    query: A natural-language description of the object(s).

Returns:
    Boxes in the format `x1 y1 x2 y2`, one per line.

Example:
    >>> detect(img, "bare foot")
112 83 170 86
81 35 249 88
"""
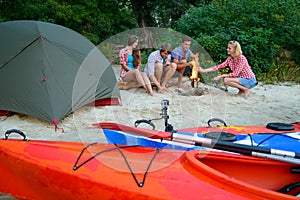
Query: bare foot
244 89 251 99
162 86 170 93
157 88 164 93
177 83 184 88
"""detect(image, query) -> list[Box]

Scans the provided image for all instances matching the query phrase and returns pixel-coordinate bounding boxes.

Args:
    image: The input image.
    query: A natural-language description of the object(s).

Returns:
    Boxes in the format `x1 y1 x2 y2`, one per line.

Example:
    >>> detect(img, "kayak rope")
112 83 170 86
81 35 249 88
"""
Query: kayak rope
73 142 129 170
256 134 277 146
114 144 161 187
246 133 300 147
73 143 161 187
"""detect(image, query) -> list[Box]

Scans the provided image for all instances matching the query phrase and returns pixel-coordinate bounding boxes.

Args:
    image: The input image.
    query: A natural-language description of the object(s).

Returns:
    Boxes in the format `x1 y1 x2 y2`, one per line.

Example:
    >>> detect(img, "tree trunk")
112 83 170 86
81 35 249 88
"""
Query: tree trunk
130 0 157 50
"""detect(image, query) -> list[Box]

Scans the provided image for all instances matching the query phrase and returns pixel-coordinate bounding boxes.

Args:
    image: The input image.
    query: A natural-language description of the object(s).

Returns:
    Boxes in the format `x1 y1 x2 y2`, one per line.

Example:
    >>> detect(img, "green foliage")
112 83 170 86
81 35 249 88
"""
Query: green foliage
258 58 300 84
175 0 300 81
0 0 138 44
1 0 299 83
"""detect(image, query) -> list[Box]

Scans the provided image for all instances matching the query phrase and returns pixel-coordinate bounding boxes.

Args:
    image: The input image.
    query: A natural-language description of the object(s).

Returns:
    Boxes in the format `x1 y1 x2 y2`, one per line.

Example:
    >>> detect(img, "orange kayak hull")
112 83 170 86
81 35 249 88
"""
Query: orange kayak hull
0 139 299 200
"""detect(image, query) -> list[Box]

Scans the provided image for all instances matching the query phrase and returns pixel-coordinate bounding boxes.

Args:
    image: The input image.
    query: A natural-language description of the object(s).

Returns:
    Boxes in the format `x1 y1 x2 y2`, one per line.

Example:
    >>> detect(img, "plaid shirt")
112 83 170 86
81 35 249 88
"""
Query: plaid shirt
144 50 171 77
119 46 141 77
213 55 255 78
171 46 192 61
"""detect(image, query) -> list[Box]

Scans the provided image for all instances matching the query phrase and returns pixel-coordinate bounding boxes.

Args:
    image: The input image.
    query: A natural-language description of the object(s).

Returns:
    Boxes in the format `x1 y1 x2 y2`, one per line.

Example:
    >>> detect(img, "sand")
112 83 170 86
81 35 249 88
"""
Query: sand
0 65 299 143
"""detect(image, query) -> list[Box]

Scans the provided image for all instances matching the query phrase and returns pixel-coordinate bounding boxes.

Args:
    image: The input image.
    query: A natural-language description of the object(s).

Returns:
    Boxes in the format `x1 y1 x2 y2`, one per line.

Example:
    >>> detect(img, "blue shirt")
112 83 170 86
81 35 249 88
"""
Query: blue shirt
171 46 192 61
127 54 134 70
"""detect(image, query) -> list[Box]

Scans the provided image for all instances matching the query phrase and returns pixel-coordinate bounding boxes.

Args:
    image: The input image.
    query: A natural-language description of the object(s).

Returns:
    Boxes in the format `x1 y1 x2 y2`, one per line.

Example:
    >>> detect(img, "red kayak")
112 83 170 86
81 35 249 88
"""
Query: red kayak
179 123 300 134
178 119 300 134
0 135 300 199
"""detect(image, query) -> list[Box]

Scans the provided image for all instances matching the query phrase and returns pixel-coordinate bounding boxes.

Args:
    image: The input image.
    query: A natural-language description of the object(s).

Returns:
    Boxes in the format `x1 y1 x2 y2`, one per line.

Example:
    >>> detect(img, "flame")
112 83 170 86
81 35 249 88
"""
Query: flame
190 52 200 87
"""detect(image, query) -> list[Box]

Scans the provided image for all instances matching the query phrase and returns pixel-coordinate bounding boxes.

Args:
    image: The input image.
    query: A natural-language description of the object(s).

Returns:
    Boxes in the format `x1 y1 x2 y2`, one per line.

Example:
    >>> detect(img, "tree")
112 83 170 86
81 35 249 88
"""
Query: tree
122 0 206 49
175 0 300 79
0 0 138 44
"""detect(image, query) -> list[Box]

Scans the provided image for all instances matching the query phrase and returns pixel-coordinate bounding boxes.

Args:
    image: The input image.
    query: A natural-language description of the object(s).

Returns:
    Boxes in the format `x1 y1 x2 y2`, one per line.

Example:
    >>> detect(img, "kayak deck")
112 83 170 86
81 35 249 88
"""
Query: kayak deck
178 122 300 133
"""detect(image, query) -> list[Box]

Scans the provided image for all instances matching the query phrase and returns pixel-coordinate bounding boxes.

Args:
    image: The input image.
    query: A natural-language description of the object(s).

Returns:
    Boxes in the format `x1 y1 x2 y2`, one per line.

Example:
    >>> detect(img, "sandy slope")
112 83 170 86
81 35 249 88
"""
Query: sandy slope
0 66 299 143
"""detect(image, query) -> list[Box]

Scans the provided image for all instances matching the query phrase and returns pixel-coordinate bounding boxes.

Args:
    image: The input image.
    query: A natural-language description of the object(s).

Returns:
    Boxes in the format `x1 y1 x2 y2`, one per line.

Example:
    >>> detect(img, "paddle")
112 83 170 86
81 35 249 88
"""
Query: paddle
98 122 300 163
172 132 300 159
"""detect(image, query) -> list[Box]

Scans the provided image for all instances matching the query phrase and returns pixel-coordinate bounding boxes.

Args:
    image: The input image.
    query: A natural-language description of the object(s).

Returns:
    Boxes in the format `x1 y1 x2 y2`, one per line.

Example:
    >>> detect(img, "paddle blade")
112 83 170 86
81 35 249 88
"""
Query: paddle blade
93 122 172 139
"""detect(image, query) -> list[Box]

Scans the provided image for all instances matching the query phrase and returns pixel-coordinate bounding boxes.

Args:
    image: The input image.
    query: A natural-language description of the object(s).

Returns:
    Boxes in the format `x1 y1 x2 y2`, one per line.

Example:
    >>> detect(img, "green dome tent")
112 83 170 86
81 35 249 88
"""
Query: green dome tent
0 20 120 128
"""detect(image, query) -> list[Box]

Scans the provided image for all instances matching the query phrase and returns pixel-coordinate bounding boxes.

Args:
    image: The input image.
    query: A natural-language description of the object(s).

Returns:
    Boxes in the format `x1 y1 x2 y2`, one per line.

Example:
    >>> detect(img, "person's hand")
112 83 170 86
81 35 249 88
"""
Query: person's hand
181 59 187 63
196 66 204 72
213 75 221 81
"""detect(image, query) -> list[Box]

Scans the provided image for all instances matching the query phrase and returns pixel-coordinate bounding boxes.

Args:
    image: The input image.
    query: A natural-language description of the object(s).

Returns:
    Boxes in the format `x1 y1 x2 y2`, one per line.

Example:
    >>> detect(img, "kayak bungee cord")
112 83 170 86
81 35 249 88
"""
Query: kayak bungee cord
246 133 300 147
73 143 161 187
73 143 138 169
114 144 161 187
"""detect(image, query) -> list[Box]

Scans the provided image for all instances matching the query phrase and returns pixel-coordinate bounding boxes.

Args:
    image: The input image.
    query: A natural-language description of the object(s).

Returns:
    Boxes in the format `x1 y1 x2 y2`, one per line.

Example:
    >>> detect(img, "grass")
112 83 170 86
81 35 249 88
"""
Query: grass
256 62 300 84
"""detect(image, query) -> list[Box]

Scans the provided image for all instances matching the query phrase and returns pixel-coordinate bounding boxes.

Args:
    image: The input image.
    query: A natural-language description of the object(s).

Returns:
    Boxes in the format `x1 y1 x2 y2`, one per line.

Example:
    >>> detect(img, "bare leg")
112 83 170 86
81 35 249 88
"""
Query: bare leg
154 62 167 93
223 77 251 98
154 63 163 84
161 63 176 91
176 60 188 88
141 72 154 96
237 89 244 95
177 68 185 88
244 89 251 98
123 69 149 94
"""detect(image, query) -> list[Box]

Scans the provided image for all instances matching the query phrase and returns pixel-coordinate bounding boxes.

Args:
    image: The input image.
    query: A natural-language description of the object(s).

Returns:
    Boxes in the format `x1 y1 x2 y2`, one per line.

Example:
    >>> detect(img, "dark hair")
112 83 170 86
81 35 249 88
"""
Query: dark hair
133 50 140 68
132 44 141 68
127 35 138 46
182 35 192 43
159 42 172 54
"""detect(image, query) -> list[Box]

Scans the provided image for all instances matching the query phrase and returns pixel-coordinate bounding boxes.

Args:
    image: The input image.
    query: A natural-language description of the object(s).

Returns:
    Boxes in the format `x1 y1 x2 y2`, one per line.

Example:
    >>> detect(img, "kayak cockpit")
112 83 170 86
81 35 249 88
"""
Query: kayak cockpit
184 150 300 199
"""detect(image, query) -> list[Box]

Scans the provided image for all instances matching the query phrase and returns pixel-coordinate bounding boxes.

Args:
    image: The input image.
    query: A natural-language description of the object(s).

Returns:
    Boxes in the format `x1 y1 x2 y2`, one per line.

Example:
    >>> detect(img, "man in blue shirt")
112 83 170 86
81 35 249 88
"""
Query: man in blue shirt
171 36 198 88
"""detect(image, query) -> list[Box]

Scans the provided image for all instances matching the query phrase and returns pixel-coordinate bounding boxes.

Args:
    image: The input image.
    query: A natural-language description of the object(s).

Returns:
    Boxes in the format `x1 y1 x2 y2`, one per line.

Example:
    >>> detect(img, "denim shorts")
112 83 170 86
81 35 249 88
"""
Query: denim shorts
239 78 257 89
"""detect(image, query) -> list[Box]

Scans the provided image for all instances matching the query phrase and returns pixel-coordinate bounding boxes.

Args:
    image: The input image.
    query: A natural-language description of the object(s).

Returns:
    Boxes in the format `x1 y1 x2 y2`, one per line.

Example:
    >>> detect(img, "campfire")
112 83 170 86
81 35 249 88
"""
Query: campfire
190 52 200 87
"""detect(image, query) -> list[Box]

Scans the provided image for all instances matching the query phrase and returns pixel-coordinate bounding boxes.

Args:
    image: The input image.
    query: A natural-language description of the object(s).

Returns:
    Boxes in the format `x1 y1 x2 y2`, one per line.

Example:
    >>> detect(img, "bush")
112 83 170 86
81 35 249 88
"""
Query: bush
174 0 300 81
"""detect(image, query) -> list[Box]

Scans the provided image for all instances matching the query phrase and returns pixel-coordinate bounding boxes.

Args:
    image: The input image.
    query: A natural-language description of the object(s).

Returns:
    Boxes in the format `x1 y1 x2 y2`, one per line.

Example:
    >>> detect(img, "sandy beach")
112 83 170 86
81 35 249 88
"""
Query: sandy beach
0 65 299 143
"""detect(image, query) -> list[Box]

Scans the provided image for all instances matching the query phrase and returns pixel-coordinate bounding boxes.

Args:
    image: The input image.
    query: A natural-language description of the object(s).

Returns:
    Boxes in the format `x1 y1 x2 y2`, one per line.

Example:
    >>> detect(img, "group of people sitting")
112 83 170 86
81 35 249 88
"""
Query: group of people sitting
119 35 257 98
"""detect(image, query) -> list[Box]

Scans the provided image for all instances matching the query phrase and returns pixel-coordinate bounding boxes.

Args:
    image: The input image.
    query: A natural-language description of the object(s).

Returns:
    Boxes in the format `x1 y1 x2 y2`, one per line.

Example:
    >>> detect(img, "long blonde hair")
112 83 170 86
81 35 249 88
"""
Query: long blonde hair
228 40 242 57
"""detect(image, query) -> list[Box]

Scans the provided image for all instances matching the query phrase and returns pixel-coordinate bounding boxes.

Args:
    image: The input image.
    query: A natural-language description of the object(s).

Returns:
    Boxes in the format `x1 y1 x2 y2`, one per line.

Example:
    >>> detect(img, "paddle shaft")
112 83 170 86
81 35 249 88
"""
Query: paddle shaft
172 133 300 159
253 152 300 165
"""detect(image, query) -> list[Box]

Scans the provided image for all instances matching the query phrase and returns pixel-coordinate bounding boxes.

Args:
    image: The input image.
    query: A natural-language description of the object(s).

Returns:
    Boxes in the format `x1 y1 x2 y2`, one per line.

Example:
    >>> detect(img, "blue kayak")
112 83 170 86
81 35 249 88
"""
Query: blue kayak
101 122 300 153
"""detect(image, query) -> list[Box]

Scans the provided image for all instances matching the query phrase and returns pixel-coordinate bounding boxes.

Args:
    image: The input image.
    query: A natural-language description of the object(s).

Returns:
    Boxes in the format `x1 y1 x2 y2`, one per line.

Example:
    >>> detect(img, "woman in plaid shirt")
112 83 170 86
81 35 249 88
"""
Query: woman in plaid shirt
119 35 154 96
198 40 257 98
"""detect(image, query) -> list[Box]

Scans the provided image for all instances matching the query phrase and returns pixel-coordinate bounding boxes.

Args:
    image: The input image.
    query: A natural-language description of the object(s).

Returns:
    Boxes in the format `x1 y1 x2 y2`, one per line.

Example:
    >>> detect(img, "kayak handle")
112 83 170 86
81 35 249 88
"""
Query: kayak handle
207 118 227 127
134 120 156 130
3 129 29 141
277 182 300 195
